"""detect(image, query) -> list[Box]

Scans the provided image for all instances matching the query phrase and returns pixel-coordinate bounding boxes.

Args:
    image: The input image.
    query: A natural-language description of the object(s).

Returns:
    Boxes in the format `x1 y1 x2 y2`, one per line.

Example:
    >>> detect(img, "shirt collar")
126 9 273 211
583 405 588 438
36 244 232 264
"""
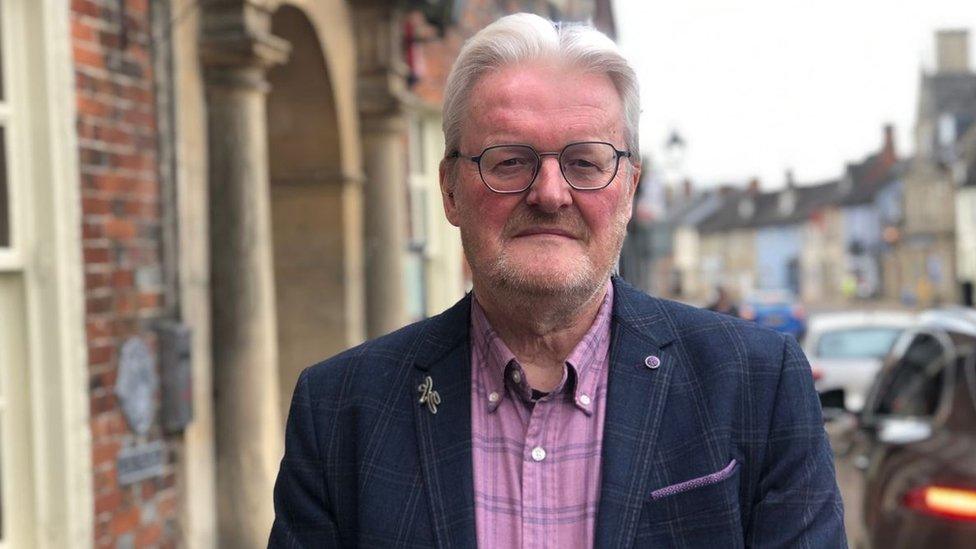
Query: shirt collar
470 283 614 416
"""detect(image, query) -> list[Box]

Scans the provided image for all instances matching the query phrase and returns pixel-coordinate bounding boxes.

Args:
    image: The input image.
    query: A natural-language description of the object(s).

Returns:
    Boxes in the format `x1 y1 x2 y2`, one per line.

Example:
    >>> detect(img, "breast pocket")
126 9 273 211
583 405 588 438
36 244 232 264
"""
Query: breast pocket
635 458 744 548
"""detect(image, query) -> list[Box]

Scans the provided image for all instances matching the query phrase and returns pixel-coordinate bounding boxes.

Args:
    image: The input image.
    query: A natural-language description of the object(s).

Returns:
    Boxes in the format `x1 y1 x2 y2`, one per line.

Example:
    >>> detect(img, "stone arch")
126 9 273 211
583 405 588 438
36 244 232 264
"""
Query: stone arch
267 2 365 422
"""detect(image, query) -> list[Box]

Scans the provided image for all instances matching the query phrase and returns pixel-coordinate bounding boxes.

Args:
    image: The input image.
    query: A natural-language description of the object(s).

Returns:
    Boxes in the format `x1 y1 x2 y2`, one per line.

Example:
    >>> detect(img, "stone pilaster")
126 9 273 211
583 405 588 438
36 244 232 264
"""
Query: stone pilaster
354 1 410 337
199 2 290 546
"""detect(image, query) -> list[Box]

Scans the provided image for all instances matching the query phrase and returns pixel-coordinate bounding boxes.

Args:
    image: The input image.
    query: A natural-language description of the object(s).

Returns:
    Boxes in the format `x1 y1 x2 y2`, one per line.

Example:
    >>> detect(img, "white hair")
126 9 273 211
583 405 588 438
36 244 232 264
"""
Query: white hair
441 13 640 163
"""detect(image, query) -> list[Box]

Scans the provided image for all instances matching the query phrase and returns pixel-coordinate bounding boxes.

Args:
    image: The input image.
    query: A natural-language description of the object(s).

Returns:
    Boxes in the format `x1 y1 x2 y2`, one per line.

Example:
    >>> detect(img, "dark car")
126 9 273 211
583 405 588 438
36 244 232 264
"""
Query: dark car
832 314 976 548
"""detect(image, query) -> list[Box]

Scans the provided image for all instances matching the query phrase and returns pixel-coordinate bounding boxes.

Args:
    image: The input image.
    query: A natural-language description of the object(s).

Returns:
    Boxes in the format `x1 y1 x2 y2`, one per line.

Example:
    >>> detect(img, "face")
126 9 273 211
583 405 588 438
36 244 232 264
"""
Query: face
440 62 639 299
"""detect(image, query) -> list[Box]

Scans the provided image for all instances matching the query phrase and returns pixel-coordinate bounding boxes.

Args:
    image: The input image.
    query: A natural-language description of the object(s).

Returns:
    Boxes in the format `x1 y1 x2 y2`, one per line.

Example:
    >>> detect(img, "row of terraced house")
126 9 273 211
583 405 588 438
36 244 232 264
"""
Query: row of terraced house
623 29 976 310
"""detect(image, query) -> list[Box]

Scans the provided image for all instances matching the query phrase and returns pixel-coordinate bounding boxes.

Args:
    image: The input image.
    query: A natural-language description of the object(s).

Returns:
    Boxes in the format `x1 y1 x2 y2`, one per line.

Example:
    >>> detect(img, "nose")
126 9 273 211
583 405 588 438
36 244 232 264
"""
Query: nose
525 156 573 212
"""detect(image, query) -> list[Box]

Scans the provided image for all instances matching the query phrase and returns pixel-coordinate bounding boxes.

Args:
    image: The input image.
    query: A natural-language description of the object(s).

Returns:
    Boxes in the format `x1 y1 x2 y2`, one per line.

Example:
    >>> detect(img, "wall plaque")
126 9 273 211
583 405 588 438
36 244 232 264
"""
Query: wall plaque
115 337 159 436
117 440 166 485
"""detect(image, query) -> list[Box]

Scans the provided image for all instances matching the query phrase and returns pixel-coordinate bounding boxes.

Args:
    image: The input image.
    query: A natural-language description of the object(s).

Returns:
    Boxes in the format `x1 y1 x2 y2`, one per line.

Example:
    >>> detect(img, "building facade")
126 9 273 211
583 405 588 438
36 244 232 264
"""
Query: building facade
0 0 616 547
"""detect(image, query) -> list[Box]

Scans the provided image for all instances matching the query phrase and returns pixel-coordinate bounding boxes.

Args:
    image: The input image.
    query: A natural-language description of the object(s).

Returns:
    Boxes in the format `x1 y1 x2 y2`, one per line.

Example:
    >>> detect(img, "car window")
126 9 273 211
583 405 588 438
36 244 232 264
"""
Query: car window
874 334 945 417
815 328 902 359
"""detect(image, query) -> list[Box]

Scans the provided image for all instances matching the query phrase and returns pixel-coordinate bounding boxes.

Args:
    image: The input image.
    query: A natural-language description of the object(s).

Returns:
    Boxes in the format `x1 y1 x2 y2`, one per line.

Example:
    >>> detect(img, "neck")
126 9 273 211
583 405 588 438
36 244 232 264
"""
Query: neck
473 278 610 391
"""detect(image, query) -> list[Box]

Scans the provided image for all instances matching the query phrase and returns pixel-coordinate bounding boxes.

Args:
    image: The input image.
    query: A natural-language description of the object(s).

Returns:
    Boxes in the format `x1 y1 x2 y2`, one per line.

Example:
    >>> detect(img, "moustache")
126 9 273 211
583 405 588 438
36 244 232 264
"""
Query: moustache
503 208 588 240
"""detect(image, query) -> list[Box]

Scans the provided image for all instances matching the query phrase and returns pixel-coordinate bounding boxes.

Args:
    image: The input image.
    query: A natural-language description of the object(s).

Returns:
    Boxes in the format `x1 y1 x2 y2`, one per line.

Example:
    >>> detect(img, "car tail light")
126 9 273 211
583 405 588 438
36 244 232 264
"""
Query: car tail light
903 485 976 521
810 365 824 381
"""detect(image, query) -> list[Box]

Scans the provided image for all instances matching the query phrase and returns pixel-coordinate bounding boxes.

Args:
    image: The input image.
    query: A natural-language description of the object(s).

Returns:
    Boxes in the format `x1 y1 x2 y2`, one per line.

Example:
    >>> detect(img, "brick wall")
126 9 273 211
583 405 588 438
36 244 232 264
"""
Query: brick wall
71 0 179 546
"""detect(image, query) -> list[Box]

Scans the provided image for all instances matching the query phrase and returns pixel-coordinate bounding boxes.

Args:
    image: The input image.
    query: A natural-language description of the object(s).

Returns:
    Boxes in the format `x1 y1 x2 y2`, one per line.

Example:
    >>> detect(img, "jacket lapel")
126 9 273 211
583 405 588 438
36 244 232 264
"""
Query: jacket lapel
412 295 477 548
595 278 679 548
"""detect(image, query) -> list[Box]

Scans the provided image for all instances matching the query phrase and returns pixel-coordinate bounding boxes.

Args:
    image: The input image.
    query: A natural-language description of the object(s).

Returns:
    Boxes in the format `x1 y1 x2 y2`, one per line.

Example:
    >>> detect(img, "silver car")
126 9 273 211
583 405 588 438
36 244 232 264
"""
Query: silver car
803 311 915 412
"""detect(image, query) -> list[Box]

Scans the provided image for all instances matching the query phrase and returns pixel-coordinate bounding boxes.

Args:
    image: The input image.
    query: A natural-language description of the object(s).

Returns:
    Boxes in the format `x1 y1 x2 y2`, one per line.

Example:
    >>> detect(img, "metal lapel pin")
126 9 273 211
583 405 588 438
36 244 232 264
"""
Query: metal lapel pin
418 376 441 414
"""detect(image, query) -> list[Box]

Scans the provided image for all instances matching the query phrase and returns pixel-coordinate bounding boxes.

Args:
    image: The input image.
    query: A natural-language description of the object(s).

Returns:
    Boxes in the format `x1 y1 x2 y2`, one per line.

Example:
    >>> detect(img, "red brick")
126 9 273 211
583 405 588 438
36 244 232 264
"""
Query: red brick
87 318 112 340
84 245 111 265
124 0 148 15
71 0 100 17
85 271 110 290
83 220 106 239
95 490 122 515
86 294 113 315
94 465 119 490
136 523 162 547
157 494 176 517
140 479 156 500
71 19 97 44
82 196 112 215
110 506 140 536
110 269 134 288
92 440 121 468
73 44 104 69
87 343 114 365
112 317 138 337
92 414 126 440
105 218 136 239
98 30 121 49
137 292 160 309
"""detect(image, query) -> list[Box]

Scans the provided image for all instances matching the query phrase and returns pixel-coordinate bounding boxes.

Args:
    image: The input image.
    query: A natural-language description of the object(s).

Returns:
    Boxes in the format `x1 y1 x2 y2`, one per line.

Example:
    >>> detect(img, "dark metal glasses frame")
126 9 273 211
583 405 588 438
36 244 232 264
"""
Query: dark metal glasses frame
448 141 632 194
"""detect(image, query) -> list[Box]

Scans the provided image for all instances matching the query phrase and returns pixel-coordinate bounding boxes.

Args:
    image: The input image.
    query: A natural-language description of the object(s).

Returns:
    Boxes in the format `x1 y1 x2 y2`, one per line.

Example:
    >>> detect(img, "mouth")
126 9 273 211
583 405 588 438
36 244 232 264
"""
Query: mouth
512 227 580 240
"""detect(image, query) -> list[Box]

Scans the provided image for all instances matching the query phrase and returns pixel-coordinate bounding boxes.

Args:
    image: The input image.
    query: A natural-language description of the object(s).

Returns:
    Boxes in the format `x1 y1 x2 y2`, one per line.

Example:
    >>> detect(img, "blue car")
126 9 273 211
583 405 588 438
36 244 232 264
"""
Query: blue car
740 289 807 339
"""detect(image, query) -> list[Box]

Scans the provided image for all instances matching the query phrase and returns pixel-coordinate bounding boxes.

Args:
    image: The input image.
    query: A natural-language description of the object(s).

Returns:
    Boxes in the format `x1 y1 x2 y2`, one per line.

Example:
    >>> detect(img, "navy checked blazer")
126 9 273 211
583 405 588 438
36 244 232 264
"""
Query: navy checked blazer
269 277 846 548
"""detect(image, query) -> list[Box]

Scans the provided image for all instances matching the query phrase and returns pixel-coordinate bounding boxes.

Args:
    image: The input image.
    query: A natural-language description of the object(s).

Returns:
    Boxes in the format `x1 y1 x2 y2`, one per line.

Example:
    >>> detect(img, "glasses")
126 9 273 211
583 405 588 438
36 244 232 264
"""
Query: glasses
449 141 632 194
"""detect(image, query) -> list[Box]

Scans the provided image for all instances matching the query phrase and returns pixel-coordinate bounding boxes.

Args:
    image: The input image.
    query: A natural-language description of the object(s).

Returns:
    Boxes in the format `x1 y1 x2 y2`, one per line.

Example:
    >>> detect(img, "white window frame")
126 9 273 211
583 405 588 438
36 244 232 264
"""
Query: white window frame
0 1 92 548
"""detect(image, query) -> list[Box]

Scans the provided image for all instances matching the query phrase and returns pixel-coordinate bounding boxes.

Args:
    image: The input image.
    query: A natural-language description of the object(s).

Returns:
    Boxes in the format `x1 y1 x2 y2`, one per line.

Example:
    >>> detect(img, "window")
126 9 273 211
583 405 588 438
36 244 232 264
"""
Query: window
874 334 946 417
815 327 903 360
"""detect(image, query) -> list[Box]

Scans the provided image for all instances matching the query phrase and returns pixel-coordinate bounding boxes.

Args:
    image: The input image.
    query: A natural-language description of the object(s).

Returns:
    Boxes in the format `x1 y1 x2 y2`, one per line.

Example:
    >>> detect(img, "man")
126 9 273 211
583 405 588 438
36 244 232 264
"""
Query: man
707 285 740 317
270 13 845 548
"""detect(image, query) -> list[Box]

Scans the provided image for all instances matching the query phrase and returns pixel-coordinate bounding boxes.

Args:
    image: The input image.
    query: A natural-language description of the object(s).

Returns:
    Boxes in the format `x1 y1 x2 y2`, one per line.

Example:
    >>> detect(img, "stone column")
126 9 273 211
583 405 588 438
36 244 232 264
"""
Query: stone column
199 2 290 547
355 2 409 338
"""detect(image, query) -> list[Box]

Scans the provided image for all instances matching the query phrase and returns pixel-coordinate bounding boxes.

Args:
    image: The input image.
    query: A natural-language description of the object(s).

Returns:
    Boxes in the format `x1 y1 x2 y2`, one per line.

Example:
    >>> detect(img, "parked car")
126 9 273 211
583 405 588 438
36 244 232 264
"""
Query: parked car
803 311 915 412
739 289 807 339
832 312 976 548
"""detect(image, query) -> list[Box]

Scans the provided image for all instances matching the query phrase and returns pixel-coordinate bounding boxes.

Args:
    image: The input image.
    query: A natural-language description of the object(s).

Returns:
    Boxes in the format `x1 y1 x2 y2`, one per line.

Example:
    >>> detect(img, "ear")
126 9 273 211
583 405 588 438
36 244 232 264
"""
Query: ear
628 162 641 199
439 158 461 227
622 161 640 216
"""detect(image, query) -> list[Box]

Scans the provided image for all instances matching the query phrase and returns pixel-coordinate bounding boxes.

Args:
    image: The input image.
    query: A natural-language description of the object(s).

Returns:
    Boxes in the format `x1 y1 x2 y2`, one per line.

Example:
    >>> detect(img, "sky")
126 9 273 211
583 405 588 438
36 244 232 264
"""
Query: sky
613 0 976 190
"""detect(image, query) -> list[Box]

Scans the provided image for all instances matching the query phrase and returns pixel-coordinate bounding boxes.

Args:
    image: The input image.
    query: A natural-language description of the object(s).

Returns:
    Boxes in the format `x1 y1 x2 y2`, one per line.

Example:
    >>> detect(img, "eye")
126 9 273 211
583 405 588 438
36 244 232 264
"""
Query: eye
496 157 531 168
565 158 600 169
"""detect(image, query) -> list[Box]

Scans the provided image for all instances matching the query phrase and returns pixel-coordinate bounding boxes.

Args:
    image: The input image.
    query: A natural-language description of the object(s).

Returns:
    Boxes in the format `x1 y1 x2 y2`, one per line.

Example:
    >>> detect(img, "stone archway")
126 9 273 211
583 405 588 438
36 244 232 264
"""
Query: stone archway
267 5 360 421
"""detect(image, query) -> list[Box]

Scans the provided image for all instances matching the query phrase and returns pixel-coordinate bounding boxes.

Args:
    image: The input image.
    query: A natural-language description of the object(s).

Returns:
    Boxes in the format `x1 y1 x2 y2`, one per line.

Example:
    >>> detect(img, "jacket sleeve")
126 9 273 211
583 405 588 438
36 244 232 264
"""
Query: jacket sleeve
746 335 848 548
269 369 343 547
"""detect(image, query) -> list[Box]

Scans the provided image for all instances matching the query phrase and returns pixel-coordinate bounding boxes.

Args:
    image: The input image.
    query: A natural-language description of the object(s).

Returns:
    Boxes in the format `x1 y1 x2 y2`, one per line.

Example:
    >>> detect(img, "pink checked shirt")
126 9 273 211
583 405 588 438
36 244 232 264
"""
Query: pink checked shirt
470 285 613 549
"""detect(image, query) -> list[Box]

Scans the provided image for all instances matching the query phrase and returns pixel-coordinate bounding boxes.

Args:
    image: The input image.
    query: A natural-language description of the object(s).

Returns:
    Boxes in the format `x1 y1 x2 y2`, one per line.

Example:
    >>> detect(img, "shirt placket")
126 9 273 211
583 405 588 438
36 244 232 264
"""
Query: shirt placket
521 395 553 549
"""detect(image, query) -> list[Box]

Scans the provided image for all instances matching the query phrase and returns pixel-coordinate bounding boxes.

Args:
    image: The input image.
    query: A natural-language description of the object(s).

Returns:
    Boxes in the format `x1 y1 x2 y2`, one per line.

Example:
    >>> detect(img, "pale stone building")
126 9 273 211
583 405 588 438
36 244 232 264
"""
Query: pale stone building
897 30 975 306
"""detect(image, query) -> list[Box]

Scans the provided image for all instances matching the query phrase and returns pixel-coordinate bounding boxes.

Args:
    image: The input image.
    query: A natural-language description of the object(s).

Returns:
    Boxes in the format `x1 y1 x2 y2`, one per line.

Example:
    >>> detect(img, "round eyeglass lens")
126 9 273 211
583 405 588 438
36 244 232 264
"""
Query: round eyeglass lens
479 145 537 192
561 142 617 189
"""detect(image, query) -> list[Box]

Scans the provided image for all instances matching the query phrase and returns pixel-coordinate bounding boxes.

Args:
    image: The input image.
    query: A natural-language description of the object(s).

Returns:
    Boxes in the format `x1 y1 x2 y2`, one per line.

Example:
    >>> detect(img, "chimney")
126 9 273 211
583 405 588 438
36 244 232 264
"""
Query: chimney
881 123 897 166
747 177 761 194
682 178 693 198
784 169 795 188
936 30 970 73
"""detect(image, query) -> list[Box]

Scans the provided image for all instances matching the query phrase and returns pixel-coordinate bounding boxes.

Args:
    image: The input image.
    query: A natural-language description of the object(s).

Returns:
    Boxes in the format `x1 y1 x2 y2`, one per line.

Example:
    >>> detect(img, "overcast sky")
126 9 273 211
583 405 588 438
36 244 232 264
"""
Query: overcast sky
613 0 976 190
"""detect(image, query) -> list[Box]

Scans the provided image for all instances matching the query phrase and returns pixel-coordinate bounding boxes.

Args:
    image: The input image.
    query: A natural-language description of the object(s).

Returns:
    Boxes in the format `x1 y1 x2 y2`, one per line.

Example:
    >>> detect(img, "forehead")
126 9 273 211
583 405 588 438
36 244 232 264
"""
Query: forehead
463 62 624 148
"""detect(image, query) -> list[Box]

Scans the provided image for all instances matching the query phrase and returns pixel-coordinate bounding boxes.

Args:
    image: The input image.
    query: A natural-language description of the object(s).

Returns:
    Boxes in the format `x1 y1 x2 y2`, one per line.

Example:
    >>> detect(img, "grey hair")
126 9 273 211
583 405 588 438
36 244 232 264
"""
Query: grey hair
442 13 640 163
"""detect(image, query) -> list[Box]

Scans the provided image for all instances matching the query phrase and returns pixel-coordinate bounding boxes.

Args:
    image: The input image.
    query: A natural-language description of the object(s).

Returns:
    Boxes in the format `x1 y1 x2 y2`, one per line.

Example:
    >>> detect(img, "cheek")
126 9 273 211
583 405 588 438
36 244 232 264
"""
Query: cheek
578 194 630 237
461 189 516 226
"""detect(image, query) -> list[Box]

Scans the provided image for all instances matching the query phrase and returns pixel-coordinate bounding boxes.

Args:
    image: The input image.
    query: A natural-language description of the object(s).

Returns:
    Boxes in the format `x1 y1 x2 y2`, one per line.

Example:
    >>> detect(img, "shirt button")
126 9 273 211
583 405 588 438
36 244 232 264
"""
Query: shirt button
645 355 661 369
579 394 591 406
531 446 547 462
488 391 500 403
511 370 521 384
